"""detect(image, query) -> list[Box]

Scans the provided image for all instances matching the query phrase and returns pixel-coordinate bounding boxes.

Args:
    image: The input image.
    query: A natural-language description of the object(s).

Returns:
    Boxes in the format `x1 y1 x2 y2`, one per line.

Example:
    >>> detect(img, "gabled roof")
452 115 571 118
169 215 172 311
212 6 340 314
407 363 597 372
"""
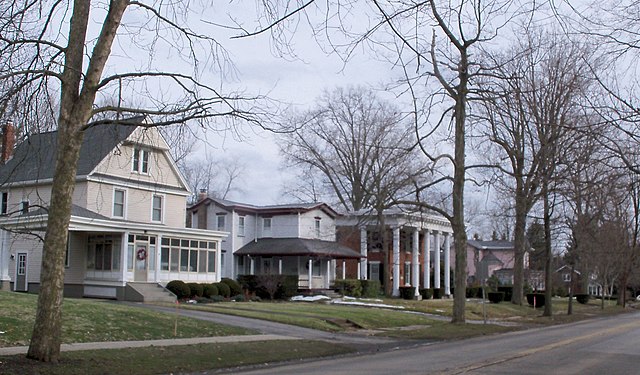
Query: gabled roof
467 240 515 251
480 252 503 263
0 117 142 184
190 197 339 218
236 237 363 258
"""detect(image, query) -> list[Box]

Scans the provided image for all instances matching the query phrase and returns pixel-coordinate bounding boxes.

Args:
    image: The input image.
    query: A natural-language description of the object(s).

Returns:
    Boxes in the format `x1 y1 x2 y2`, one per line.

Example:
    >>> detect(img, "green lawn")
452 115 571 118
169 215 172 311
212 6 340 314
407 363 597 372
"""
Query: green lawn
0 340 352 375
0 291 253 347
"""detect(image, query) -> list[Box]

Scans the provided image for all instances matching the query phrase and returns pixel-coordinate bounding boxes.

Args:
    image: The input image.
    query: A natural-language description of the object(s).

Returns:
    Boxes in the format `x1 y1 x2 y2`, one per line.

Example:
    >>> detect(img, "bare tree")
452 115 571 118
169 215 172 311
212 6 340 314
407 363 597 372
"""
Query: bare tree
180 155 245 203
477 29 595 306
0 1 303 362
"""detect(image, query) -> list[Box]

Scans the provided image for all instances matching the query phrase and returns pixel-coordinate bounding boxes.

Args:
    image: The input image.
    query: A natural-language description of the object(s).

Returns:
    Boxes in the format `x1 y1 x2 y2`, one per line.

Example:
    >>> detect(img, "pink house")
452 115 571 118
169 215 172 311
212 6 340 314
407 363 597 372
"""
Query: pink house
466 240 529 285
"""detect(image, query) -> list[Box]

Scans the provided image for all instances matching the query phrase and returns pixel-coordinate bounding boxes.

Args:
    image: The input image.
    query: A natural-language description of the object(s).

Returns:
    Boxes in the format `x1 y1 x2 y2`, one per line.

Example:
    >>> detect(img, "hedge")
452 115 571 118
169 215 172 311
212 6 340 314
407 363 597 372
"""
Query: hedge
166 280 190 300
335 279 362 297
187 282 203 298
361 280 381 298
419 288 433 299
433 288 444 299
221 278 242 296
237 274 298 300
497 286 513 302
399 286 416 300
575 294 590 304
202 283 219 298
215 282 231 298
487 291 504 303
526 293 546 308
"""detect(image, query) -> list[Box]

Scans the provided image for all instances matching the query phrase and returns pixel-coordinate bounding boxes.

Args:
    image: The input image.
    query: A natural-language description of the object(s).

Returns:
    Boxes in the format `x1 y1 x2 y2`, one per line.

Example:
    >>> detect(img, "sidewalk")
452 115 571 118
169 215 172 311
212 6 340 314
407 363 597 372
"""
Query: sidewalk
0 334 297 356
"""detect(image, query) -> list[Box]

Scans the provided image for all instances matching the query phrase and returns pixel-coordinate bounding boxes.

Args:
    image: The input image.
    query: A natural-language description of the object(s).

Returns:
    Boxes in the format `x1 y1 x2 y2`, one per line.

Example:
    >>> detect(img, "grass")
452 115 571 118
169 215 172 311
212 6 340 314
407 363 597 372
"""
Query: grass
0 291 253 347
0 340 352 375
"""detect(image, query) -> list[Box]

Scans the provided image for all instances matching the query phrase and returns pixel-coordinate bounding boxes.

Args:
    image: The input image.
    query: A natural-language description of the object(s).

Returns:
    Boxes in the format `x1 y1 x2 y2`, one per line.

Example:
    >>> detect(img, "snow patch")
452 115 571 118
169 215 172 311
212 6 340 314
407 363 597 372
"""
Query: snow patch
290 295 331 302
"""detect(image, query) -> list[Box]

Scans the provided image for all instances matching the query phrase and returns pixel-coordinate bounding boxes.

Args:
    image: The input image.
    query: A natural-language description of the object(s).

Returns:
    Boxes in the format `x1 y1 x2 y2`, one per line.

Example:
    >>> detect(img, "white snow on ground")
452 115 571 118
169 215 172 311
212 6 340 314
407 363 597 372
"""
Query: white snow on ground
330 300 405 309
290 295 331 302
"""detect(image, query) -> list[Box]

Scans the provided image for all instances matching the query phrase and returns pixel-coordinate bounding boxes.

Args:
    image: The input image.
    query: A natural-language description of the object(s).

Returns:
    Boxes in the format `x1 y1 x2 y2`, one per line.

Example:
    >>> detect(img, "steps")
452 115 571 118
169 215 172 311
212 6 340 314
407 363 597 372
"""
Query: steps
127 282 176 303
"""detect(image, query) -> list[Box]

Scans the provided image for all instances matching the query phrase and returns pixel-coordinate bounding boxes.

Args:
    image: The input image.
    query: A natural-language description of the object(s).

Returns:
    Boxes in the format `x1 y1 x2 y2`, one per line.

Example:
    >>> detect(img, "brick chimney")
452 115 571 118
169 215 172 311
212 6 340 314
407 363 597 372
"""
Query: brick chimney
1 121 15 164
197 189 208 202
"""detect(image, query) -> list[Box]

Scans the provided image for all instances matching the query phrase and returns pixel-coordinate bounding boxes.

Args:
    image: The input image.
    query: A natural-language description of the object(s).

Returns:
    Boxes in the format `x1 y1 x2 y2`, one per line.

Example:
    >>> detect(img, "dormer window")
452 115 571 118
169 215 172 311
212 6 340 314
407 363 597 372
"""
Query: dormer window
132 147 150 174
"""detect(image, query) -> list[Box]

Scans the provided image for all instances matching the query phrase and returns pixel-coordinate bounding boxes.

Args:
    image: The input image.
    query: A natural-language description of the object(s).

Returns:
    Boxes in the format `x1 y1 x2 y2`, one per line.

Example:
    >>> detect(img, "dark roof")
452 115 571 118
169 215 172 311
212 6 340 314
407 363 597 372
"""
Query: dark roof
22 204 110 220
467 240 514 251
236 237 363 258
0 118 142 184
480 253 502 263
190 197 338 217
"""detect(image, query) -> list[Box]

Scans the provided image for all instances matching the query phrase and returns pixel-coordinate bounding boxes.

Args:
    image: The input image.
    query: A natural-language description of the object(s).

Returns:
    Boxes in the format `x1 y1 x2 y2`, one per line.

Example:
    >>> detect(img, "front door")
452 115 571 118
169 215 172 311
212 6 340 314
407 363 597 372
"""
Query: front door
15 253 27 292
134 243 148 282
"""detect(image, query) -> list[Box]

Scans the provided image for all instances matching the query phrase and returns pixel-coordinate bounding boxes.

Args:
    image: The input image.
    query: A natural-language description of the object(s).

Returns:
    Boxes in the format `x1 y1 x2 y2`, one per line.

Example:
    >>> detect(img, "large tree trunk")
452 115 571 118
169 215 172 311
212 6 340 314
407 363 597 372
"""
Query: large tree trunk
512 184 527 305
451 50 468 324
27 0 129 362
543 189 553 317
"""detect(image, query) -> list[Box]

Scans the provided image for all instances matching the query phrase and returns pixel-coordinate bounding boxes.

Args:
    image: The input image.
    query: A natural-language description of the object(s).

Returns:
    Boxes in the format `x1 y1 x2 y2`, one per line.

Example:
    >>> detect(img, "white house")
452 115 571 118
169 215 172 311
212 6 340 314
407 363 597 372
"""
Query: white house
0 118 226 301
187 197 362 290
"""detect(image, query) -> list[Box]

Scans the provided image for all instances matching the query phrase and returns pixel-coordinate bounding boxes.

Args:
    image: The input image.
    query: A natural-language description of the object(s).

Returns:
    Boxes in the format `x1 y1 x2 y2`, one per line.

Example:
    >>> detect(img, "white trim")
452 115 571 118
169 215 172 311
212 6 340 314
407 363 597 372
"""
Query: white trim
131 147 151 175
86 176 189 196
112 187 127 219
151 193 165 223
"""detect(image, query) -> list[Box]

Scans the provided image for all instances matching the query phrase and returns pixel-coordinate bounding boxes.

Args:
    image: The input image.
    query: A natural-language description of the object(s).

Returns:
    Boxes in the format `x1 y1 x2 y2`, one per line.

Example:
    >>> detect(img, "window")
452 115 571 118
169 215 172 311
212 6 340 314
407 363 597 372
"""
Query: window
1 192 7 215
113 189 125 218
86 235 121 271
216 214 225 231
152 195 163 222
158 236 218 273
563 273 572 282
404 262 411 286
132 148 150 174
238 216 245 236
315 218 321 238
263 218 272 236
20 199 28 214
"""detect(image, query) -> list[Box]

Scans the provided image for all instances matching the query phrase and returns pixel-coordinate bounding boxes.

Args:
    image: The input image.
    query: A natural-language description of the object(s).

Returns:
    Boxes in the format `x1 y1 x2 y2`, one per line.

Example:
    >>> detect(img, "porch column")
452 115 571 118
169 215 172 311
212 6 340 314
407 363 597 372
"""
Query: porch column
424 230 431 289
153 234 160 283
308 258 313 289
326 259 331 289
249 257 255 275
444 232 451 296
360 228 367 280
121 232 128 283
392 227 400 297
434 231 441 289
0 230 9 288
278 258 282 275
216 244 222 282
412 229 420 297
342 260 346 279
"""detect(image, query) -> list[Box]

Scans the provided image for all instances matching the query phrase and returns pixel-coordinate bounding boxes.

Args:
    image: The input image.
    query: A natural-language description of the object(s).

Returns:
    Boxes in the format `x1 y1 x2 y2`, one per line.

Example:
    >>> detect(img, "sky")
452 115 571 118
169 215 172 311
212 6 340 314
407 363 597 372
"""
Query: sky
185 5 395 206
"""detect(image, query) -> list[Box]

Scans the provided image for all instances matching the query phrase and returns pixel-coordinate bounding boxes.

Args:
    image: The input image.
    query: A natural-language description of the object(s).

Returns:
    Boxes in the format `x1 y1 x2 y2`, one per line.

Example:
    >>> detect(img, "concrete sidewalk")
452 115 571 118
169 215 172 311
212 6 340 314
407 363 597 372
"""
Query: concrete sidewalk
0 334 297 356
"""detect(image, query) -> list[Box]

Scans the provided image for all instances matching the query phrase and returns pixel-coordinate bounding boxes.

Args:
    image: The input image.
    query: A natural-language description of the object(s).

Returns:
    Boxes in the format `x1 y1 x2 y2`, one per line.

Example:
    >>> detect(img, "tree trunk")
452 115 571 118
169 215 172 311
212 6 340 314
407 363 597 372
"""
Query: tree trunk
451 50 468 324
543 188 553 317
512 184 527 305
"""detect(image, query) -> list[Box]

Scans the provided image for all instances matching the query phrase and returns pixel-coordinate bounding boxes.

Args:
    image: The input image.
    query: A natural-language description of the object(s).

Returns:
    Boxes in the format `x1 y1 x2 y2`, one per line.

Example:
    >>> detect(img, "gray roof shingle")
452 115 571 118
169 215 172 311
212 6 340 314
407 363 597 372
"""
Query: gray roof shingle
236 237 363 258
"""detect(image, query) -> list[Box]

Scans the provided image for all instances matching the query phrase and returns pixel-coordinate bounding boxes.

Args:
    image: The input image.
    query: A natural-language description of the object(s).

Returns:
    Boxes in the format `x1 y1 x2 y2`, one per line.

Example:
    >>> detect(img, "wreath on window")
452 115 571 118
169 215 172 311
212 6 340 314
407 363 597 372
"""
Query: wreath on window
136 248 147 261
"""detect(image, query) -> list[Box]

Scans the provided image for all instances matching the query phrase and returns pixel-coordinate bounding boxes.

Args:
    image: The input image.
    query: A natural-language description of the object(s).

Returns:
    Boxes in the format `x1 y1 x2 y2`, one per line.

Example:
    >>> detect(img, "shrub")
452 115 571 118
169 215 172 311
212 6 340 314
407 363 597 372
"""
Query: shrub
222 278 242 296
210 295 224 303
361 280 382 298
232 294 246 302
166 280 190 300
487 291 505 303
433 288 443 299
466 287 480 298
526 293 546 308
237 275 259 292
187 283 204 298
335 279 362 297
419 288 433 299
399 286 416 300
215 282 231 298
202 283 219 298
498 286 513 302
276 275 299 299
575 294 590 304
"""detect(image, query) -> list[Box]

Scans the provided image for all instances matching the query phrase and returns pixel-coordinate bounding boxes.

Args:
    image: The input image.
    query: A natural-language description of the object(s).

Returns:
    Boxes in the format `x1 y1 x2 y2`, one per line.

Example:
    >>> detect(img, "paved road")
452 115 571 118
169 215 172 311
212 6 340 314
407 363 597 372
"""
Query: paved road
230 311 640 375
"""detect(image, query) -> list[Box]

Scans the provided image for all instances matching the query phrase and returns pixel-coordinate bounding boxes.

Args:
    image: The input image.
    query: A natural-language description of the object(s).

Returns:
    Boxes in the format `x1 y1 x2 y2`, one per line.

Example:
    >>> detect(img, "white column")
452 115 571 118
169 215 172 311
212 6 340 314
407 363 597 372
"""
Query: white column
360 228 367 280
249 257 255 275
0 230 9 287
121 232 129 283
308 258 313 289
444 233 451 296
412 229 420 297
342 260 346 279
326 259 331 289
434 231 441 289
216 246 222 282
278 258 282 275
392 227 400 297
424 230 430 289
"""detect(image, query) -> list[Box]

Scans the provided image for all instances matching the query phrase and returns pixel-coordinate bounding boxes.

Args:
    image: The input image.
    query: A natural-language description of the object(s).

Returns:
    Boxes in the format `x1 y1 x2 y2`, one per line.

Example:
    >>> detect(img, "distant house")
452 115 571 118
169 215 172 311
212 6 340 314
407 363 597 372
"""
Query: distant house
186 197 361 290
466 240 531 286
0 119 226 301
337 209 453 297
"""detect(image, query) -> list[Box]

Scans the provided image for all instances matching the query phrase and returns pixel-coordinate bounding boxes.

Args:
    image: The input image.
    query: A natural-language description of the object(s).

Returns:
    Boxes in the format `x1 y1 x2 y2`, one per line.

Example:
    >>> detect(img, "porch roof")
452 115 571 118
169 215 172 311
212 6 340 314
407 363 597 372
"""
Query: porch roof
236 238 363 259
